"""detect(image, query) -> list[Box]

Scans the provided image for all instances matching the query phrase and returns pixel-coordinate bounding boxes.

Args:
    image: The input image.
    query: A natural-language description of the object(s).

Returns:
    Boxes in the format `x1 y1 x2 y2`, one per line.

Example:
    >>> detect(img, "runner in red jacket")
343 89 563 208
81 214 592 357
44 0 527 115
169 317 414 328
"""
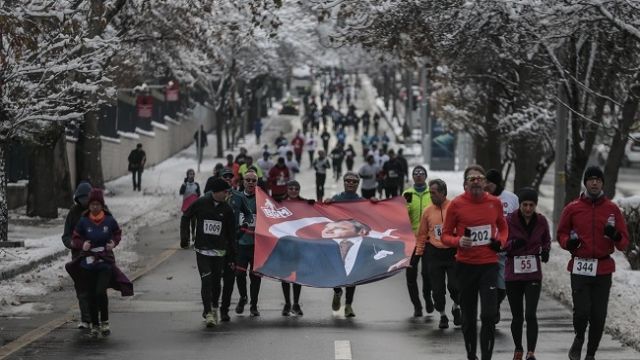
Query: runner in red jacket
557 166 629 360
441 165 508 360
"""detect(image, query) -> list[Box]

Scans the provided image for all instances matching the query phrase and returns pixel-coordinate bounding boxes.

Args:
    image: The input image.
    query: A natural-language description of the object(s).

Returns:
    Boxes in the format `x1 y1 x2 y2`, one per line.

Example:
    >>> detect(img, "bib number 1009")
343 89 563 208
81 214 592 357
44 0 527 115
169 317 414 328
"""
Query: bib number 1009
203 220 222 235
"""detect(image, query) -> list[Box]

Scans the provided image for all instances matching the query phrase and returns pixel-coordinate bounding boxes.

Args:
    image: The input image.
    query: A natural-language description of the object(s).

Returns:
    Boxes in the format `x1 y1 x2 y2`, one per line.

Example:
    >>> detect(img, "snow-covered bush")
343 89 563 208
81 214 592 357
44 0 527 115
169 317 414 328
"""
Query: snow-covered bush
618 196 640 269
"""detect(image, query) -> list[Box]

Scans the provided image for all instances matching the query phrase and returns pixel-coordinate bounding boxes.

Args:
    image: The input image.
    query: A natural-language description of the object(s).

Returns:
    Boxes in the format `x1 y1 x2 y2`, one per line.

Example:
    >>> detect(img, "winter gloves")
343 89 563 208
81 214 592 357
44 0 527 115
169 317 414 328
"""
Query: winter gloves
540 250 550 263
566 235 581 251
604 224 622 242
511 238 526 250
489 239 502 252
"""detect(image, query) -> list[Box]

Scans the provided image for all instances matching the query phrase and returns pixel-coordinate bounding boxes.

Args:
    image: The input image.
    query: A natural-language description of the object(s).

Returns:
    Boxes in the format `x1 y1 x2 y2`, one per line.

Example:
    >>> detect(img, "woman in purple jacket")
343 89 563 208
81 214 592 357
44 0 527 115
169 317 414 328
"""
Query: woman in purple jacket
504 188 551 360
66 189 133 338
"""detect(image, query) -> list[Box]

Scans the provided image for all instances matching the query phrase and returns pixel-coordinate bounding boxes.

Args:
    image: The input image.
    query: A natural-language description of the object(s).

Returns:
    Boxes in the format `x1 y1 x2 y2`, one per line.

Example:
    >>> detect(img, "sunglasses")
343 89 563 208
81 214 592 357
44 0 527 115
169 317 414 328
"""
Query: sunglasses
466 175 486 182
413 171 426 176
344 179 359 184
244 179 258 183
222 174 233 179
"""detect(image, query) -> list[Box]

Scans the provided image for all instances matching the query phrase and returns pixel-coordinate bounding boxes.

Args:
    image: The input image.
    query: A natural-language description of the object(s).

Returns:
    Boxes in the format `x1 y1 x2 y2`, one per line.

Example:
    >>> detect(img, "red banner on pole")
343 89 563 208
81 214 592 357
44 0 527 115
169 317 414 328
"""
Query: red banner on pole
254 188 414 288
136 95 153 118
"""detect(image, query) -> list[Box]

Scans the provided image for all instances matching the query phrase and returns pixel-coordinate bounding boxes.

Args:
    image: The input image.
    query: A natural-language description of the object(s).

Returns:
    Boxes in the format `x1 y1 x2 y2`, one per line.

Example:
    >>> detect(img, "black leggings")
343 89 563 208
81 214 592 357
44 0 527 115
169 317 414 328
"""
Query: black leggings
506 280 541 352
406 250 432 310
84 267 111 326
334 286 355 305
571 274 612 357
196 253 224 314
457 262 498 360
281 282 302 304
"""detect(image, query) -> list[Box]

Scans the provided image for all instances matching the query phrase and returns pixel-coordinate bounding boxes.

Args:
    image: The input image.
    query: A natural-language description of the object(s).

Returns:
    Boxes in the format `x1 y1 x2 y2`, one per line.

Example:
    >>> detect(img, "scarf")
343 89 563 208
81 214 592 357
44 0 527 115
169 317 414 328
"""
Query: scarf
89 210 105 224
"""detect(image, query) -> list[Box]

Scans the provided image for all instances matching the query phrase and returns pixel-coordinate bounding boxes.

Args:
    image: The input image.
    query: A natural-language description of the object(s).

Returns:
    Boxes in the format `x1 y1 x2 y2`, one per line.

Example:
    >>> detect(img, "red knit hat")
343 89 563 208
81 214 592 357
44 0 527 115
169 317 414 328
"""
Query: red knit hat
88 188 105 206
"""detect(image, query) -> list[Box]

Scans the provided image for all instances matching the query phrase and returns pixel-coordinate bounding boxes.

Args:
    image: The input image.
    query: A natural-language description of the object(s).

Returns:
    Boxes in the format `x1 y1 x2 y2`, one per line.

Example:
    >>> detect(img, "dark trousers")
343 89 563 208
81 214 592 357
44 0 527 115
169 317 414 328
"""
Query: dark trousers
334 286 355 305
196 253 224 314
131 169 142 190
294 152 303 164
571 274 612 356
426 245 458 312
361 188 376 199
333 161 343 181
384 184 399 199
220 263 236 311
72 255 90 323
236 245 261 307
457 262 498 360
316 173 327 201
83 267 111 326
282 282 302 304
406 250 432 310
506 280 541 352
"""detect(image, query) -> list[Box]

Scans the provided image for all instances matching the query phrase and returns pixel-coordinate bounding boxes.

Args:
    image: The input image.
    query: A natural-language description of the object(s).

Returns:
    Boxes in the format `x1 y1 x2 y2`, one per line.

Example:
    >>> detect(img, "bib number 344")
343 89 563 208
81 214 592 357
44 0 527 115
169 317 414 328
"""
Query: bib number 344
572 257 598 277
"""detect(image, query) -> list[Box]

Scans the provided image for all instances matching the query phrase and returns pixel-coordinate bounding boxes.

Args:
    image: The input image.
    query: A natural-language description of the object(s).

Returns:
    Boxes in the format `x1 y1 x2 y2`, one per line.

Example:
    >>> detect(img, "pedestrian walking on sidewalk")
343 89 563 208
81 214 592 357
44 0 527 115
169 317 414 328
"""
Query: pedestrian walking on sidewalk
61 181 93 330
127 143 146 191
65 189 133 337
557 166 629 360
442 165 508 360
181 179 236 327
504 188 550 360
402 166 434 317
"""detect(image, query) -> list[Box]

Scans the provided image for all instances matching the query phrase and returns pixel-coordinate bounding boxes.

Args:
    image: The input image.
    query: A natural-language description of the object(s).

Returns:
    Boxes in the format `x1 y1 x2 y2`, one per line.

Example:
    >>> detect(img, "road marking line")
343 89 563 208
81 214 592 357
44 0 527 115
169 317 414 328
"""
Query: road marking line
0 247 179 360
335 340 352 360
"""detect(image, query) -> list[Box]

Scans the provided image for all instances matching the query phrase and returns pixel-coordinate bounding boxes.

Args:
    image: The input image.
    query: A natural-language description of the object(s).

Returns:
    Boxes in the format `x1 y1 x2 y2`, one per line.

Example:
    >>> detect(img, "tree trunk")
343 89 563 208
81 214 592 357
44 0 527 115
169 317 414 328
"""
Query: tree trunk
512 141 542 191
27 128 64 218
215 107 224 158
76 111 104 187
565 95 606 202
604 93 639 198
0 143 8 242
474 90 501 170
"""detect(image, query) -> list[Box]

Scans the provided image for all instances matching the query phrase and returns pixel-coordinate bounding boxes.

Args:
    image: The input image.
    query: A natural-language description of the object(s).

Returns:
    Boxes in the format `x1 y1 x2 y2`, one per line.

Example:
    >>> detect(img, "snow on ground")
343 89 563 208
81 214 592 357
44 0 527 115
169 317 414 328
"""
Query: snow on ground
1 76 639 352
0 107 282 317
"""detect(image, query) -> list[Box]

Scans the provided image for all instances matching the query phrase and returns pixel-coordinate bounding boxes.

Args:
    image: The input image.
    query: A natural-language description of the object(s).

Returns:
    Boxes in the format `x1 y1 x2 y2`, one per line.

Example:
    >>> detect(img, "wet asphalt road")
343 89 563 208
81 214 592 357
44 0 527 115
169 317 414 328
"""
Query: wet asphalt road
5 218 639 360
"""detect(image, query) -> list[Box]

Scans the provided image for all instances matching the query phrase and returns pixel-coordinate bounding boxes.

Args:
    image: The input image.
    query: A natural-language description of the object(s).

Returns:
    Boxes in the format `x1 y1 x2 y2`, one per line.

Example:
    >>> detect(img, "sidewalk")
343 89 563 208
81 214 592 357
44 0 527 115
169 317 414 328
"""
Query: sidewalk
0 104 292 283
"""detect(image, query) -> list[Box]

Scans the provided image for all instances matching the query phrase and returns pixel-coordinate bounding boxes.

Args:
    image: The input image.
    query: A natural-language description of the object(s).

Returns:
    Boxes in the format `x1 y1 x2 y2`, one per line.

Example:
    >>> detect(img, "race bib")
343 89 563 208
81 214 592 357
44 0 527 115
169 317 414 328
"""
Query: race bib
388 170 398 178
572 257 597 277
239 213 256 227
434 224 443 240
513 255 538 274
469 225 491 246
277 179 286 186
203 220 222 235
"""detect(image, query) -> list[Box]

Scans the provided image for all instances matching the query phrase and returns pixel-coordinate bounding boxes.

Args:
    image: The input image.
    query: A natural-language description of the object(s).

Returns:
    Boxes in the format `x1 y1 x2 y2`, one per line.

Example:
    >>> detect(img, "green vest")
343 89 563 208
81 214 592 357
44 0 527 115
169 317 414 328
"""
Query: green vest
402 187 432 234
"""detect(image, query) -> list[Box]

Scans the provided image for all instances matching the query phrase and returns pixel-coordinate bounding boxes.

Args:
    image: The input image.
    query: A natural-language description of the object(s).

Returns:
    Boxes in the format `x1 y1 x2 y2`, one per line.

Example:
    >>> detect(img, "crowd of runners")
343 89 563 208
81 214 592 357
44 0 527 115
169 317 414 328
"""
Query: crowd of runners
62 70 630 360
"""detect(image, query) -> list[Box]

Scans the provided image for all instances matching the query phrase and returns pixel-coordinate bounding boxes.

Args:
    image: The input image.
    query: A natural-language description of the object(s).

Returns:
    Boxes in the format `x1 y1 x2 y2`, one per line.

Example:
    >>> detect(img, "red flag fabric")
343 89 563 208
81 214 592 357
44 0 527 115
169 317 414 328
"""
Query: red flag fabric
254 188 414 288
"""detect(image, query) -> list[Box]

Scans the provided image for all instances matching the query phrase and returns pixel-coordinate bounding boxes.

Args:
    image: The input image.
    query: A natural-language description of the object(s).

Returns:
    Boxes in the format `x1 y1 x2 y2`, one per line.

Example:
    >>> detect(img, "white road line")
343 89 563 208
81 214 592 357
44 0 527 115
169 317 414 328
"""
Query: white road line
334 340 352 360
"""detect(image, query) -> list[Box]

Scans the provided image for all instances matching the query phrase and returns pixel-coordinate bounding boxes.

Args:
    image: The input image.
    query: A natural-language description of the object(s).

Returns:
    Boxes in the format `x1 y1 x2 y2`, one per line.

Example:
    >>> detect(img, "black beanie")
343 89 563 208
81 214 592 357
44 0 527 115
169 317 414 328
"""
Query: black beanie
517 187 538 204
485 169 503 186
583 166 604 185
210 178 231 193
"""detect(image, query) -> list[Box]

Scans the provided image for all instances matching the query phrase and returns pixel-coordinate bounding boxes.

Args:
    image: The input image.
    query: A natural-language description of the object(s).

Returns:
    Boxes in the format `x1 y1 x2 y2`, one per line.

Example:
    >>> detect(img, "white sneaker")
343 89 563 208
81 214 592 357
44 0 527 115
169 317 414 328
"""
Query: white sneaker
77 321 90 330
205 312 216 327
